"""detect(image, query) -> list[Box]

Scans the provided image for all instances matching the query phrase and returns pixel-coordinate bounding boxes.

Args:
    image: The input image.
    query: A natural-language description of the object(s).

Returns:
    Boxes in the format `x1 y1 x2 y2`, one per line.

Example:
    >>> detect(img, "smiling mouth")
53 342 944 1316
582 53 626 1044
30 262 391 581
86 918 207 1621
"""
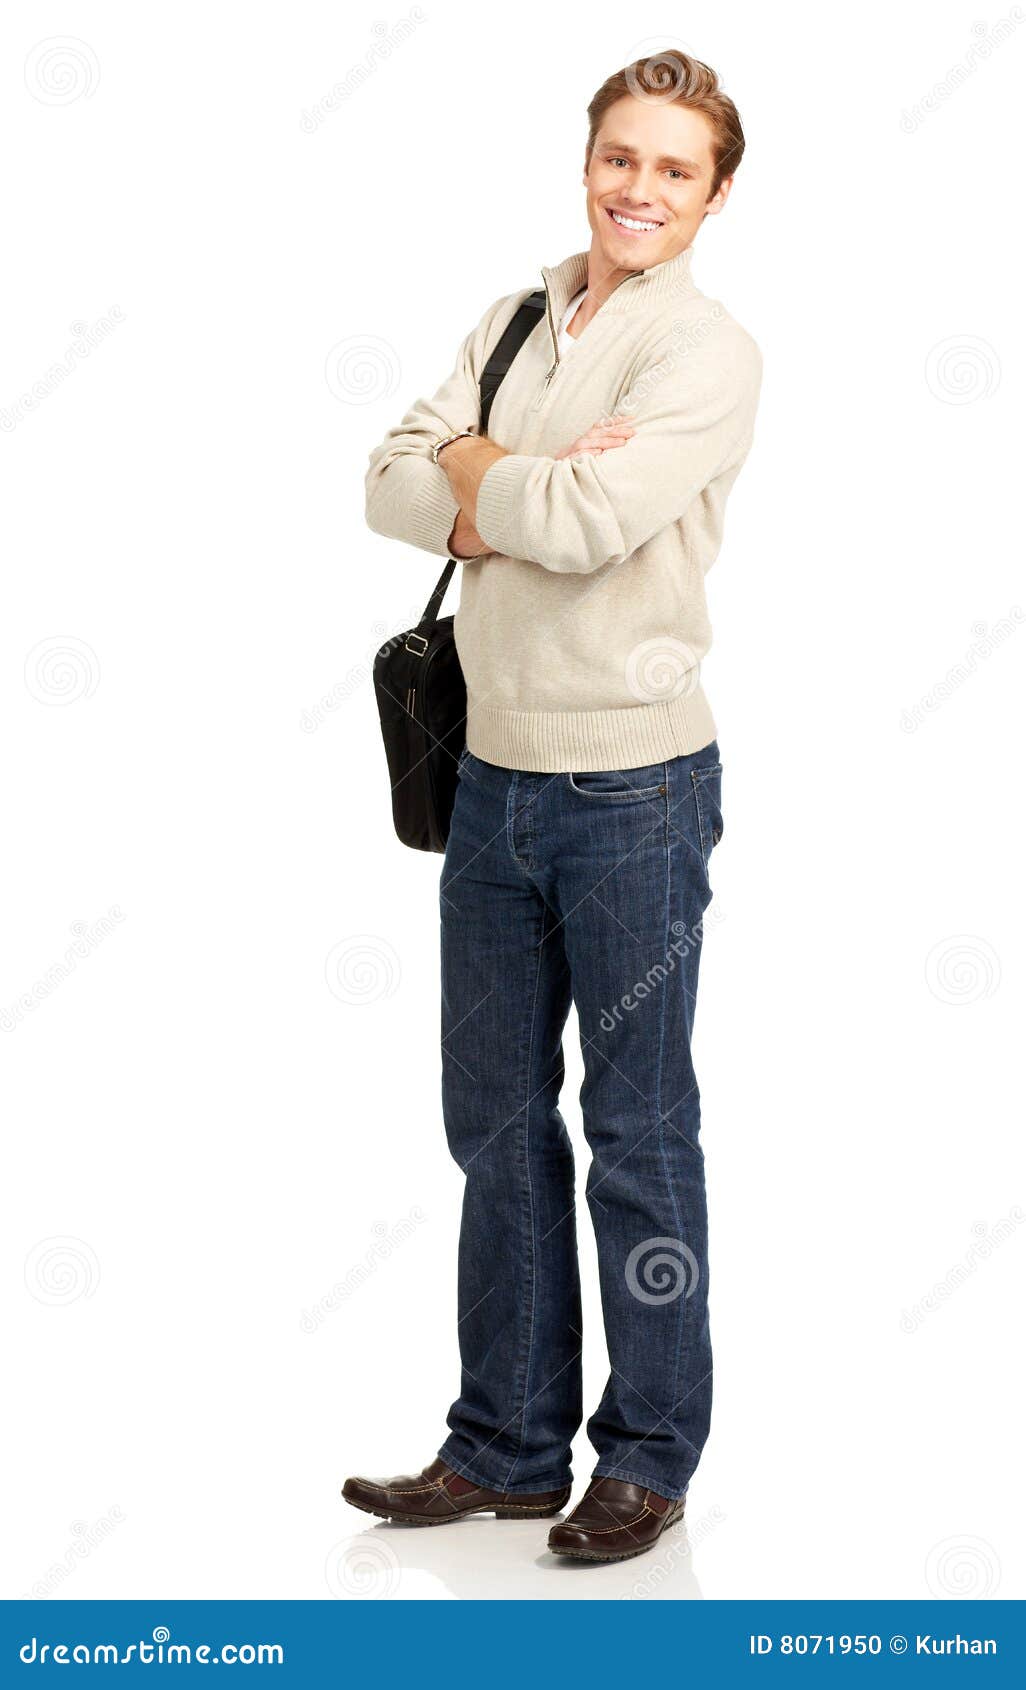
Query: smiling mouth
606 207 664 235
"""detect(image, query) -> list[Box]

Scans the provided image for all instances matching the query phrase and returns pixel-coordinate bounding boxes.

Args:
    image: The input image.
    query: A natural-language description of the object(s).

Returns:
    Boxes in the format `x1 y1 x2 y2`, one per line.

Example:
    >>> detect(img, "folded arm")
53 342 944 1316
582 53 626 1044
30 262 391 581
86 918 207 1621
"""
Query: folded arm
363 292 533 559
448 325 763 576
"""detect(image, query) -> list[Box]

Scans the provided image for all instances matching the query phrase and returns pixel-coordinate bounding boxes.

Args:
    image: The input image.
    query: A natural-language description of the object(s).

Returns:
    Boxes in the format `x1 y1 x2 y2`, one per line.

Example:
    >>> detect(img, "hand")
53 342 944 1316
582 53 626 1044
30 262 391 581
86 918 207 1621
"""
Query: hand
448 508 488 559
554 414 636 460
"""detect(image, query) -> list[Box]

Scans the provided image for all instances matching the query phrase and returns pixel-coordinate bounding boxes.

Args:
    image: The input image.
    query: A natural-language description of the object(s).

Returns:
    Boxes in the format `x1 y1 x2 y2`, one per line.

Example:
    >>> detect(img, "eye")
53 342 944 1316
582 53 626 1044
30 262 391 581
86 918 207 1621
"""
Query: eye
609 156 630 168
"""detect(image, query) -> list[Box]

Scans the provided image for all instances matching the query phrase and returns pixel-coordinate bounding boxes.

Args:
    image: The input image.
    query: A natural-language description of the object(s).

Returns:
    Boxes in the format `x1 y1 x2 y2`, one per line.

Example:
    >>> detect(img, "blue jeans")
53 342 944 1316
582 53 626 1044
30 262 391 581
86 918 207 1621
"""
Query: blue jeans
436 742 723 1503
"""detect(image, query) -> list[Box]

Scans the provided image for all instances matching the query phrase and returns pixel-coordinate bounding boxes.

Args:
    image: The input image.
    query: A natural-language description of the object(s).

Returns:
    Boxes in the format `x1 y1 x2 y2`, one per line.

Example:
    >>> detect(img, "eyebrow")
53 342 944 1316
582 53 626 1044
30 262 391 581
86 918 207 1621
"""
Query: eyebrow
599 140 703 172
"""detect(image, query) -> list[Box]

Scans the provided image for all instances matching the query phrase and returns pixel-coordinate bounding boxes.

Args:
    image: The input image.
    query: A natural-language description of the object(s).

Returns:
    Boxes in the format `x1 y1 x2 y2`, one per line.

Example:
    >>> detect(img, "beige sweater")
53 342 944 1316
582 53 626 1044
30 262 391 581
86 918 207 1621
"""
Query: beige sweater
365 243 762 772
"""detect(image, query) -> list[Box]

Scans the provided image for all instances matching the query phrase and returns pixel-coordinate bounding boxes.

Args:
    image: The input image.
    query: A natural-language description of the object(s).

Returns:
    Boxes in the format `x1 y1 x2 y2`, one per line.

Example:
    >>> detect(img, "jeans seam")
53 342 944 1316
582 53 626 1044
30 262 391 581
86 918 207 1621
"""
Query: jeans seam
657 789 688 1425
502 898 547 1491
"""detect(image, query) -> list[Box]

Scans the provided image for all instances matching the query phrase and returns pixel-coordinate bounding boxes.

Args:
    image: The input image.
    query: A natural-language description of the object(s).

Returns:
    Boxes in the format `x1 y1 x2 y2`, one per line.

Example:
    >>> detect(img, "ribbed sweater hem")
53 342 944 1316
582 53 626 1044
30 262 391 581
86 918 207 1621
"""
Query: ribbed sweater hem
465 686 717 773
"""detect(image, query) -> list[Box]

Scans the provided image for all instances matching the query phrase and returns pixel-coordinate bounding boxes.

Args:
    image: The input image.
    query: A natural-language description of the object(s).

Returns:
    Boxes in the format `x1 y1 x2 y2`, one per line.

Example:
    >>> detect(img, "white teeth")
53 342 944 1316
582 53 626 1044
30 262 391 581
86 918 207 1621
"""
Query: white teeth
611 211 660 232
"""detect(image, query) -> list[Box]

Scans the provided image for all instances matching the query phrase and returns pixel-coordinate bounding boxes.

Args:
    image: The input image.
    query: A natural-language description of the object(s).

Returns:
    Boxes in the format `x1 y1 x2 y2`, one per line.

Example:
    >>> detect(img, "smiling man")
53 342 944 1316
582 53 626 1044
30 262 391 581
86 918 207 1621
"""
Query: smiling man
347 51 763 1564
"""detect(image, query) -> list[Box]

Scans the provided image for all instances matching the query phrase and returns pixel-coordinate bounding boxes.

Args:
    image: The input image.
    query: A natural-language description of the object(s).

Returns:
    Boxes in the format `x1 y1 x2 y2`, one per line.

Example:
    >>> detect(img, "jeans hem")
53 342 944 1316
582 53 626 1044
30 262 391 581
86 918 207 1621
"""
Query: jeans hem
592 1461 690 1504
438 1441 572 1496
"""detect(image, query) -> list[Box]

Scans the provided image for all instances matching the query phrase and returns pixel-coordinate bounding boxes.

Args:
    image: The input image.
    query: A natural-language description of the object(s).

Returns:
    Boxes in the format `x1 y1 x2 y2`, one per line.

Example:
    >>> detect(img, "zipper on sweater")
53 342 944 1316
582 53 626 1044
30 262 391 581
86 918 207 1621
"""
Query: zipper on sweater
531 360 559 411
530 281 562 411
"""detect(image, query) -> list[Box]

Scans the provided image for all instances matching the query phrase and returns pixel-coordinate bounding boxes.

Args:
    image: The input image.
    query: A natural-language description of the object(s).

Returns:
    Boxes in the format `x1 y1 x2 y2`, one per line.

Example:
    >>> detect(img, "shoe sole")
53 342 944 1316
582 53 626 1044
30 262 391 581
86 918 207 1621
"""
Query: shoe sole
343 1494 569 1527
548 1502 685 1562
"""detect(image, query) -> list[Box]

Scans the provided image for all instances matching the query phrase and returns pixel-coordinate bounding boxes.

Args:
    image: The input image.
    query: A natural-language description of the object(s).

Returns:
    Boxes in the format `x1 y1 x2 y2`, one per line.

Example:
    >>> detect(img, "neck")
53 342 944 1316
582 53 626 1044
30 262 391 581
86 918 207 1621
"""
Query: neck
584 243 636 312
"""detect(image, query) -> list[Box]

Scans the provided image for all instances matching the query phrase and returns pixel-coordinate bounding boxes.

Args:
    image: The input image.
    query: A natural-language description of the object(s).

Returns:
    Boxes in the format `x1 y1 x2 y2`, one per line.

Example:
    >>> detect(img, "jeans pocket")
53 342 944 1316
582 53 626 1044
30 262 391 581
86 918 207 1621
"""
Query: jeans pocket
567 762 667 800
690 762 724 862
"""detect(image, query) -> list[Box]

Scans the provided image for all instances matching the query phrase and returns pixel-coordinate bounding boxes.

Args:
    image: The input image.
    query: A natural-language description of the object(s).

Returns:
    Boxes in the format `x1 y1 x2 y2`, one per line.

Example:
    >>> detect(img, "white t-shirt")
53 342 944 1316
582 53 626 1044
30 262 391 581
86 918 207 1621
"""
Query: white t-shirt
556 288 587 355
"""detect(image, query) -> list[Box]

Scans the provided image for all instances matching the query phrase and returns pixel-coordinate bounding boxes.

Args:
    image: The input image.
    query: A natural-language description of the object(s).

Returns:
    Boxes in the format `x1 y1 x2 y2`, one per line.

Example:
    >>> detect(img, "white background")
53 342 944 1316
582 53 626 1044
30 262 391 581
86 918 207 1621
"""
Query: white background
2 0 1023 1603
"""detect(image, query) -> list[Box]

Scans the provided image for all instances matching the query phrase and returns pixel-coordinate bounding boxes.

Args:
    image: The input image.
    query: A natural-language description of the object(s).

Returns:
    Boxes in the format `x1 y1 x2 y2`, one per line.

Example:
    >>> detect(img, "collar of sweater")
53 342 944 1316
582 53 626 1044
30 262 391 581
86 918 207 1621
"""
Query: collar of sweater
541 241 698 329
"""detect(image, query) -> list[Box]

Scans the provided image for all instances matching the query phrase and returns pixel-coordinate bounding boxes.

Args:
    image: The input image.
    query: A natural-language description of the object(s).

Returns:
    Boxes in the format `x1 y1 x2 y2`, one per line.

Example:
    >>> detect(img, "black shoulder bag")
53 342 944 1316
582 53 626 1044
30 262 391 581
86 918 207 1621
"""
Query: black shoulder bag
372 289 545 852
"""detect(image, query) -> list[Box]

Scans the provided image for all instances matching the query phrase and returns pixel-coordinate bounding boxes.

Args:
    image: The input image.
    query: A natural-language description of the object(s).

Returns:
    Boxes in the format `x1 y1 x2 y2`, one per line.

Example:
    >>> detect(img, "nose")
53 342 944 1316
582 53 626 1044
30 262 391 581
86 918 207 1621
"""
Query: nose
623 165 660 206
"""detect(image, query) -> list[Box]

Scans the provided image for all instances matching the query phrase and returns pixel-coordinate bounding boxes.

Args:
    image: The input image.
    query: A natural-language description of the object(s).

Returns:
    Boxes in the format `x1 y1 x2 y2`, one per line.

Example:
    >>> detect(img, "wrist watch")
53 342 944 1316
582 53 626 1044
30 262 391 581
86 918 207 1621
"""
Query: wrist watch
431 428 475 465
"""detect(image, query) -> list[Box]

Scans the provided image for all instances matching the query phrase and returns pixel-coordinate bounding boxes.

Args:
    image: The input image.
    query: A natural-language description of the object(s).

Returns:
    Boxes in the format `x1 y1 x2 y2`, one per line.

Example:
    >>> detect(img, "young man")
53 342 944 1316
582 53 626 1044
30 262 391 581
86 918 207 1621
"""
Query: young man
346 51 762 1563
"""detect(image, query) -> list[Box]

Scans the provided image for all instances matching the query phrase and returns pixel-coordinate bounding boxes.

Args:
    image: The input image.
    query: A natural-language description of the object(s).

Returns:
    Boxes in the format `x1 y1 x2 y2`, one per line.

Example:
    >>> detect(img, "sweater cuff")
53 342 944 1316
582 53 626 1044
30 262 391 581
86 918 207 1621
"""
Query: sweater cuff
474 453 535 559
407 459 463 555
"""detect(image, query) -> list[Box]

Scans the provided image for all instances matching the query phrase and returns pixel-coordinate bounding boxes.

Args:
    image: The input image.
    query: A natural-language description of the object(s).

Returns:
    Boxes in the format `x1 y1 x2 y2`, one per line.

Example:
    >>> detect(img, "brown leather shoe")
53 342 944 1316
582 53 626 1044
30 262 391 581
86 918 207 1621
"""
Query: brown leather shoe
342 1456 572 1527
547 1476 685 1562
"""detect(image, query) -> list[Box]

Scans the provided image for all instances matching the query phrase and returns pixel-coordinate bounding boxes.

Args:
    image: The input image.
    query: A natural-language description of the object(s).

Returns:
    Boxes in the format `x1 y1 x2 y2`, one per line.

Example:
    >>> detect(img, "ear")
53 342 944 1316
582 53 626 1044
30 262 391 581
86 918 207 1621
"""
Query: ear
703 175 735 219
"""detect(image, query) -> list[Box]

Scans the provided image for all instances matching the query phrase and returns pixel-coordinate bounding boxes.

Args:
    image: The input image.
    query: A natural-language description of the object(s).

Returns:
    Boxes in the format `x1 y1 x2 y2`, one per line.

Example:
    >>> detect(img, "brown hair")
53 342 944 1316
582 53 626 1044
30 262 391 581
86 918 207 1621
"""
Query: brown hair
586 51 745 199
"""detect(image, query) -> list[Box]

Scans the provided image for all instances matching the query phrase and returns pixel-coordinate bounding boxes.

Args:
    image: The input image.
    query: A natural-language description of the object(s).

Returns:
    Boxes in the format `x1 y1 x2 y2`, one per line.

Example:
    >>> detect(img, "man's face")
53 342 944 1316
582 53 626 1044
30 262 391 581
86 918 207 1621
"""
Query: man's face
583 94 731 280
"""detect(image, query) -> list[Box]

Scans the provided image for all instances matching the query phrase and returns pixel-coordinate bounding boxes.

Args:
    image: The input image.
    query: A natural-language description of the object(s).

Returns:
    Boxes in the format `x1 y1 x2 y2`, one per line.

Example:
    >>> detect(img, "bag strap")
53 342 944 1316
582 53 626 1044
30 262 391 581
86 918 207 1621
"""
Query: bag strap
479 289 546 433
411 288 547 639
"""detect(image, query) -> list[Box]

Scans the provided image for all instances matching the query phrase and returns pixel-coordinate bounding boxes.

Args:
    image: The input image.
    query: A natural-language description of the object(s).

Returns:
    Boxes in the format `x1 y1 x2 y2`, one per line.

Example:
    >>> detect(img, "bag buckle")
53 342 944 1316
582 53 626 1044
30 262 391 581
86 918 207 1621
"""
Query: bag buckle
405 632 429 657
